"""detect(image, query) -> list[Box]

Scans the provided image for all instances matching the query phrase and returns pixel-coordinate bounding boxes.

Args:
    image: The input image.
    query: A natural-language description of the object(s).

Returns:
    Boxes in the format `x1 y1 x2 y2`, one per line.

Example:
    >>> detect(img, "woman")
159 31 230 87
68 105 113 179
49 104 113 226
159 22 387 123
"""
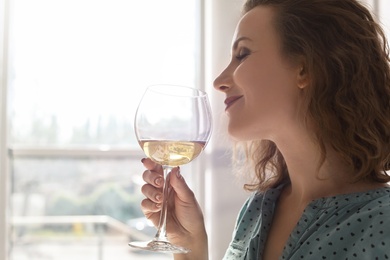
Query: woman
140 0 390 259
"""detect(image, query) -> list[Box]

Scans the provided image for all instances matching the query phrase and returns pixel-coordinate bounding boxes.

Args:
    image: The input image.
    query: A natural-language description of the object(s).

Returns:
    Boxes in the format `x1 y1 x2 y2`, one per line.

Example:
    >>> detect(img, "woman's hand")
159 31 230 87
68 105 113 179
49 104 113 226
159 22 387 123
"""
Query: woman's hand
140 158 208 260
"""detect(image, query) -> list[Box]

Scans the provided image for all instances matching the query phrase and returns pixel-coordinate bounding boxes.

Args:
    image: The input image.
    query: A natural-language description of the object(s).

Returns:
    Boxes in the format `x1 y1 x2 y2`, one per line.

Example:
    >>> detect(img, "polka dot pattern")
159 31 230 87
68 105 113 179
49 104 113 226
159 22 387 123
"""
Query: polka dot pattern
223 186 390 260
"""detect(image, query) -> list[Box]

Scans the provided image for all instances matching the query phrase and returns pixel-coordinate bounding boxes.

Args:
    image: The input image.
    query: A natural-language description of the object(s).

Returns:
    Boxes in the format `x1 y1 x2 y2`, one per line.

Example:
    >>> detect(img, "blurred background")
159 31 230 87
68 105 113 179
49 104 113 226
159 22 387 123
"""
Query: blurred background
0 0 389 259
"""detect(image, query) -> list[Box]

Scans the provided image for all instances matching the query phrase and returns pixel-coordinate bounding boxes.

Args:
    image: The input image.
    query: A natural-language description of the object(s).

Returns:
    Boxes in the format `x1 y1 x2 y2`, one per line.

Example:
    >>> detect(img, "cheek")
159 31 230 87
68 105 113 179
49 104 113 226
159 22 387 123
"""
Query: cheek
234 60 285 103
233 60 262 86
232 60 301 130
228 64 278 139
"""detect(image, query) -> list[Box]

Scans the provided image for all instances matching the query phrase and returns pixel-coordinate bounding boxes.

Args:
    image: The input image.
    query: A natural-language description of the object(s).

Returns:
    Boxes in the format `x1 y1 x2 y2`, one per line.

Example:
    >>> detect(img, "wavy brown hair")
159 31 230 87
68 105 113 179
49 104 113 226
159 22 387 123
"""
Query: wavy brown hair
240 0 390 191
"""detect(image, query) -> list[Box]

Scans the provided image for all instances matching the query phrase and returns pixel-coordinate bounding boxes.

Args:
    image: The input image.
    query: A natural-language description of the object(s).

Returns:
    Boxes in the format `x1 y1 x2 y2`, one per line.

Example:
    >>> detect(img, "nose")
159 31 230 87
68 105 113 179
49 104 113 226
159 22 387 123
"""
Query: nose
213 66 233 92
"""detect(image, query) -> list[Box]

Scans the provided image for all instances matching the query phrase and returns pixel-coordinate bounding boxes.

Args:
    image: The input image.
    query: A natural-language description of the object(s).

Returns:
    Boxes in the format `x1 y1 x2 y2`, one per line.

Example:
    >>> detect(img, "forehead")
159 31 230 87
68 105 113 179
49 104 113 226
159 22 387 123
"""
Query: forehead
233 6 279 47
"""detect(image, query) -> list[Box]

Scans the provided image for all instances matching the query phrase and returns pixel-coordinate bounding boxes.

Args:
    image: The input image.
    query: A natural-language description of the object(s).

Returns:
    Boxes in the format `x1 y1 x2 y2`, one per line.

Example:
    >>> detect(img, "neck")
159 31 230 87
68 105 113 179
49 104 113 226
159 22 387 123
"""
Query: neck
273 132 387 206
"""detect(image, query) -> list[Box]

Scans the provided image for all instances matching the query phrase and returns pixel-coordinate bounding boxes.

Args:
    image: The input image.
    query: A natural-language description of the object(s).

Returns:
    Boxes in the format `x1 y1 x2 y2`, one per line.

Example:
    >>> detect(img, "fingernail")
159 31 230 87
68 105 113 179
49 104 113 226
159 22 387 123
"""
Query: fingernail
156 203 162 208
155 177 163 186
176 167 182 179
141 158 146 163
155 194 162 202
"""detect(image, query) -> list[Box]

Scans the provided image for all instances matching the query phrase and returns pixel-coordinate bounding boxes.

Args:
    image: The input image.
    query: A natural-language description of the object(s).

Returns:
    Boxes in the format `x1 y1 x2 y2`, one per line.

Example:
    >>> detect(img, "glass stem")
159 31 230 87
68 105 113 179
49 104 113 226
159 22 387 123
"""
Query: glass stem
154 165 172 242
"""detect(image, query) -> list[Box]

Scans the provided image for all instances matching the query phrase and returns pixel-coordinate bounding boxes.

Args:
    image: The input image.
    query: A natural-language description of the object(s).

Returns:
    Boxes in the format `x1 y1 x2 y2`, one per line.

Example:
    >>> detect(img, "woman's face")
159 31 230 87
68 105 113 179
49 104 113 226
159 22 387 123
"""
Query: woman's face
214 6 306 141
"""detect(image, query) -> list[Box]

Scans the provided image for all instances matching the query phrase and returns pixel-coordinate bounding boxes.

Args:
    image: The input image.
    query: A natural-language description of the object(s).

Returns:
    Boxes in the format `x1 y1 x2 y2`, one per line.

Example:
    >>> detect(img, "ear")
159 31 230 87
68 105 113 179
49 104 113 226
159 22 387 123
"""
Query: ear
297 65 309 89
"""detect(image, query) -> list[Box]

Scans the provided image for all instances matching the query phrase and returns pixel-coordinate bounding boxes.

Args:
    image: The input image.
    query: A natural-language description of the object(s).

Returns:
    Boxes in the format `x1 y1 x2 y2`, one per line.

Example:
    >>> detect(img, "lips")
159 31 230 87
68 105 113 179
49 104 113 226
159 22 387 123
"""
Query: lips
224 95 243 110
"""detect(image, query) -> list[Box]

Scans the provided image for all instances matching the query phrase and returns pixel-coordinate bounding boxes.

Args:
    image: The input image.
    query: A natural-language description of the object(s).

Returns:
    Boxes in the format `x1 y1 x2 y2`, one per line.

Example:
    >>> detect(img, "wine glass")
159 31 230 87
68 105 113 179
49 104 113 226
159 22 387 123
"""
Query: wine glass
129 84 212 253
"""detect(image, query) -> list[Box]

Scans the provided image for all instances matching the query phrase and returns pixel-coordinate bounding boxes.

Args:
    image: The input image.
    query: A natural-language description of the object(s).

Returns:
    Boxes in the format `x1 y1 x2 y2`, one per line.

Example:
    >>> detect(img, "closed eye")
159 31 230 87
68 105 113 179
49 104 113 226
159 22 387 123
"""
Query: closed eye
235 47 251 61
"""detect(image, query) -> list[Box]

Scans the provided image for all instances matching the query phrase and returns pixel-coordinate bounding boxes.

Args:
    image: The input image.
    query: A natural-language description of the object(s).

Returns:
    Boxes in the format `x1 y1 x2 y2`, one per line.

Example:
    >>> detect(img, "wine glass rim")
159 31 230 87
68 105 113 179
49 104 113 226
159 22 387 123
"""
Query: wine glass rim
146 84 208 97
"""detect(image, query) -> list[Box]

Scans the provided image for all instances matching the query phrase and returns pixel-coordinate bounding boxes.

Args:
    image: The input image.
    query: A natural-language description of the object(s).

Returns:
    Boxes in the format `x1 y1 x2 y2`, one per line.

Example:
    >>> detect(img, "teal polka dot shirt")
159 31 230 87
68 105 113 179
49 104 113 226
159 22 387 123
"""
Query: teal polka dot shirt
223 185 390 259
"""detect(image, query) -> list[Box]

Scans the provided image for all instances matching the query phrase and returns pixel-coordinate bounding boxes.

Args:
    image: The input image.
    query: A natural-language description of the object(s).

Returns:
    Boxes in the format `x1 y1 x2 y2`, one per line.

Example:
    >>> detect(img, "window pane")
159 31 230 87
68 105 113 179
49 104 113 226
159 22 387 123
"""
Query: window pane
9 0 197 147
9 156 179 259
7 0 198 259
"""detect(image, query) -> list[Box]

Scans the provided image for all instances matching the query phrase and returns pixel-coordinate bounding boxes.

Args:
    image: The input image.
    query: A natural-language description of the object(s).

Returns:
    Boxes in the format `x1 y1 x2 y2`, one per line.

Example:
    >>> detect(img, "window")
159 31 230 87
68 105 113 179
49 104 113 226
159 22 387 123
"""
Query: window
9 0 198 147
2 0 199 259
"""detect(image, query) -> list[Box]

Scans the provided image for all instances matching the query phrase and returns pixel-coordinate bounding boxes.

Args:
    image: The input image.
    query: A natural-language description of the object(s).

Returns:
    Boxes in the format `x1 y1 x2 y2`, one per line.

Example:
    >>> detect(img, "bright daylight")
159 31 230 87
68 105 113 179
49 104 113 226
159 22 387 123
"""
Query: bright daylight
3 0 196 259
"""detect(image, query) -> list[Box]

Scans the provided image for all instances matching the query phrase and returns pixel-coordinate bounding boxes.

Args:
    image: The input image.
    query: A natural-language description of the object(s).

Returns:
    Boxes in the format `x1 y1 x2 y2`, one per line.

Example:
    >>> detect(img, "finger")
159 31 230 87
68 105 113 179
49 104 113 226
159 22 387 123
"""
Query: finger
141 198 162 228
141 198 162 215
141 184 163 203
142 158 163 173
142 169 164 188
169 167 196 203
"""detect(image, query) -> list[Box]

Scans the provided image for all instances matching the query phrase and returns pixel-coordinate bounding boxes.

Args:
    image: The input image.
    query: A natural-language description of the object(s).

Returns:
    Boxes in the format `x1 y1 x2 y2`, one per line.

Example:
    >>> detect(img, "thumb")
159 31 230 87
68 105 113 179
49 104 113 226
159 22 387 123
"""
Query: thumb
169 167 196 203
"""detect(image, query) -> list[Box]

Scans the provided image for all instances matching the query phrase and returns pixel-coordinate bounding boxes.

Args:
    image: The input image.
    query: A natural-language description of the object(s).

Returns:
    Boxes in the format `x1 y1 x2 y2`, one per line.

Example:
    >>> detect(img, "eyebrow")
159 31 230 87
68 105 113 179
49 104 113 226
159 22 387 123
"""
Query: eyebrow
232 36 252 50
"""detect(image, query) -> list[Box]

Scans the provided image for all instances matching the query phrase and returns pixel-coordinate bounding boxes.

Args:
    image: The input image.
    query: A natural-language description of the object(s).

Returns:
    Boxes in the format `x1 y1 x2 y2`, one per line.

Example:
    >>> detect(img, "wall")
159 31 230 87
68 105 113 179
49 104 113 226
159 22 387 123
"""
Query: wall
204 0 248 259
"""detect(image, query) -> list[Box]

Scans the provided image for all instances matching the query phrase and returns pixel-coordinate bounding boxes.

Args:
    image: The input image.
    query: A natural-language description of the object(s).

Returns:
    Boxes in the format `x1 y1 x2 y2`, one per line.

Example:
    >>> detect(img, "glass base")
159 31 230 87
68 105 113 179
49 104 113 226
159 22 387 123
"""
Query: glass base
128 240 190 254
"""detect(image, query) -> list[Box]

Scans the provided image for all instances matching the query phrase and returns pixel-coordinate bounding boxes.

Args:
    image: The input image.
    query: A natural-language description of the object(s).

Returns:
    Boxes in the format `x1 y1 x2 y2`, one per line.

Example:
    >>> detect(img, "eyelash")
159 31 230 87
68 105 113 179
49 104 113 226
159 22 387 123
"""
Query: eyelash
235 48 251 61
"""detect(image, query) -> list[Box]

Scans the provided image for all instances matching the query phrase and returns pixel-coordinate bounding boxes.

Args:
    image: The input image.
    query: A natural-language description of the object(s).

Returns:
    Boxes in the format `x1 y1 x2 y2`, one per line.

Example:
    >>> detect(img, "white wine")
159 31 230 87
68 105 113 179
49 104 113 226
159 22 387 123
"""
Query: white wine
139 140 206 166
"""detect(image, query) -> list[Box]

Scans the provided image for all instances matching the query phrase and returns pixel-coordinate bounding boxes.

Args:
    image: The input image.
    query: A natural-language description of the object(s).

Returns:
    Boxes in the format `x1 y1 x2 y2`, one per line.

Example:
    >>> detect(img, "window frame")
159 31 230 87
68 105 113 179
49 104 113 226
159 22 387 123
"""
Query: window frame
1 0 11 258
